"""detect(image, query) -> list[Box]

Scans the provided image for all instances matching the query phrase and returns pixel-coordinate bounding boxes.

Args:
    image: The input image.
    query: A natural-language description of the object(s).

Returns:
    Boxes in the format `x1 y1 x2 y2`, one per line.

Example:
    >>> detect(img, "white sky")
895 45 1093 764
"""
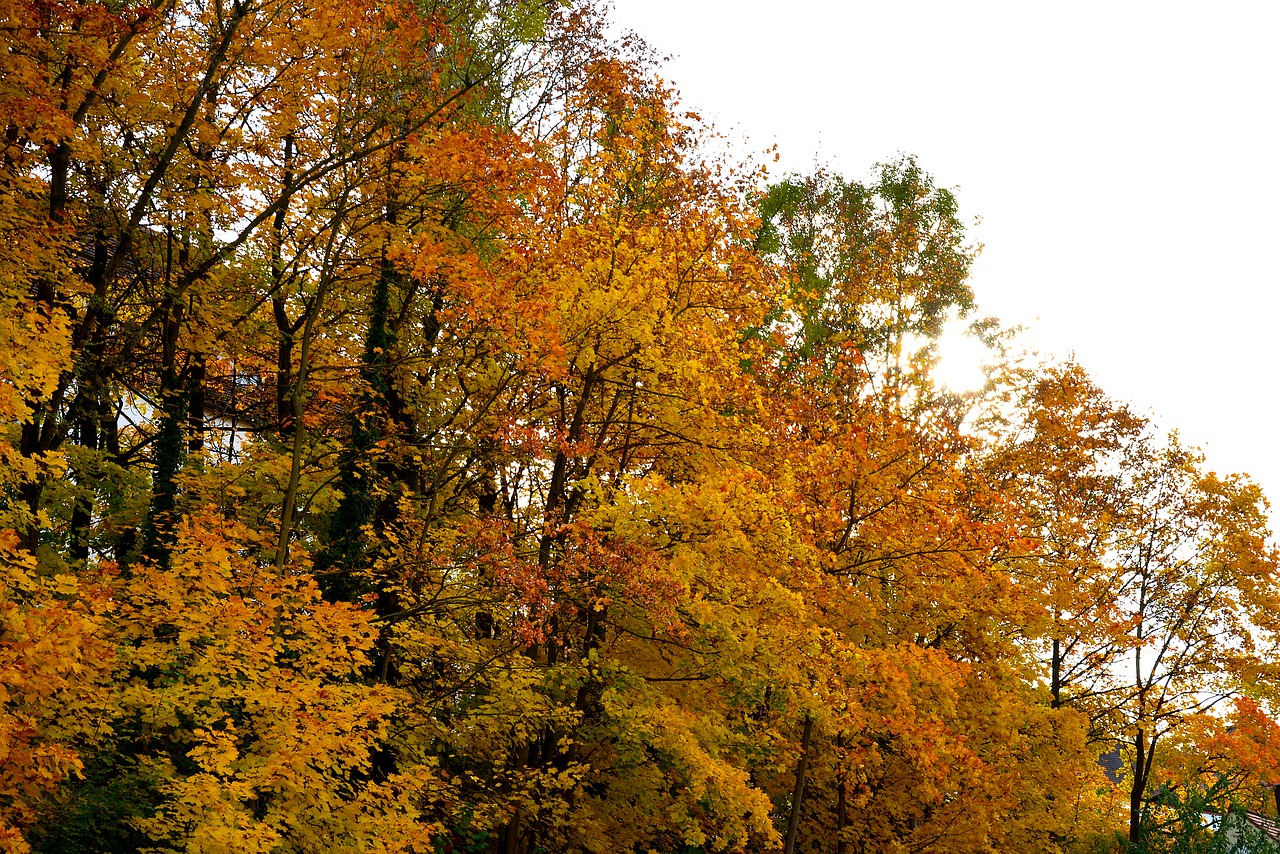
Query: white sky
607 0 1280 509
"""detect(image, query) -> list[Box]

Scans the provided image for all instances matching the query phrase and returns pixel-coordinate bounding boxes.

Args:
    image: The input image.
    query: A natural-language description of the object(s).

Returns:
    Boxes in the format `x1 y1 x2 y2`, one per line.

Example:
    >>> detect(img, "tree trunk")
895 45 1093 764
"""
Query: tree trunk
836 735 848 854
1129 728 1146 845
274 299 295 433
68 405 97 565
143 299 185 565
1050 636 1061 708
784 715 814 854
271 135 297 434
187 353 206 454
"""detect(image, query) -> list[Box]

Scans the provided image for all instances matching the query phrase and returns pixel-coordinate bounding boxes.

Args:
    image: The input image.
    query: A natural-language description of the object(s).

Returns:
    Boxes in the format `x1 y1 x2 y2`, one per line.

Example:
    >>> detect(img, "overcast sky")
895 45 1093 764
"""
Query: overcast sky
608 0 1280 506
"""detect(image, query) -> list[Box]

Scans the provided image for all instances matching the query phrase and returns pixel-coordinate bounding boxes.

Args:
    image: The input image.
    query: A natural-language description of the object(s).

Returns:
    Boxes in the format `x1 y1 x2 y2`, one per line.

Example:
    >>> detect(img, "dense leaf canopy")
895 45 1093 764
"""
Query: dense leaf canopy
2 2 1278 853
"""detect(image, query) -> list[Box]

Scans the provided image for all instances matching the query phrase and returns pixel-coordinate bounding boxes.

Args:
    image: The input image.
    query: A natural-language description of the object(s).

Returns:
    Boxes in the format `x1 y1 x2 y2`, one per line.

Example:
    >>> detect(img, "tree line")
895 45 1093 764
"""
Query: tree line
2 1 1278 852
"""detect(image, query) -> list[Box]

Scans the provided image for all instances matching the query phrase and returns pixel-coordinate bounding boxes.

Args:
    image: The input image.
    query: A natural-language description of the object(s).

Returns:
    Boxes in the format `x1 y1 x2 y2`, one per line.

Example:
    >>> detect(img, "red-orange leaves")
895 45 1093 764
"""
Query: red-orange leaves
0 531 113 849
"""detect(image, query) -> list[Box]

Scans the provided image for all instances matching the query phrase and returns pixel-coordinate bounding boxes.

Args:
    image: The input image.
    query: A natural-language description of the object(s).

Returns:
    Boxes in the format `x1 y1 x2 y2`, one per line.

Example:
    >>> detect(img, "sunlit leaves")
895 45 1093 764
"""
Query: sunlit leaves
3 1 1280 853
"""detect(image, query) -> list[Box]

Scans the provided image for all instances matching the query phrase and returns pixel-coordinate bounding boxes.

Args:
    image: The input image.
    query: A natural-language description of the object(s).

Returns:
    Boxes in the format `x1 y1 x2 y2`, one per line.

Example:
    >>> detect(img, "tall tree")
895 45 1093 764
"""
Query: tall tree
1116 440 1280 844
754 158 974 392
984 364 1149 723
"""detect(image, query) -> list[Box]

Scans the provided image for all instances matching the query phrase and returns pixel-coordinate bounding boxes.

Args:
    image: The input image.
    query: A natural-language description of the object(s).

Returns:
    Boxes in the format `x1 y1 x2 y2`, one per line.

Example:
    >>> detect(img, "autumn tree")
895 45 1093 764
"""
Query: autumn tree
984 363 1148 719
754 159 974 392
381 25 795 850
5 1 1280 853
1112 440 1280 844
988 363 1280 846
1 0 567 849
744 164 1097 854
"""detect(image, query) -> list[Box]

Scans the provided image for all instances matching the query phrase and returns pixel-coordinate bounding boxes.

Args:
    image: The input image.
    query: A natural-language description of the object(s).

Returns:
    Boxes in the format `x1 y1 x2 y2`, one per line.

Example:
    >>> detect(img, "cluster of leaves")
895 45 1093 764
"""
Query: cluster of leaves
2 1 1279 853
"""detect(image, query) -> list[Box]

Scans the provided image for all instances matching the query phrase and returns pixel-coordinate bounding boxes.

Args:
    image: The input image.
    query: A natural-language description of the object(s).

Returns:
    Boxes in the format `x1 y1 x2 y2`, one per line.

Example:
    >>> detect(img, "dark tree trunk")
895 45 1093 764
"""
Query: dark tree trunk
16 139 73 549
785 715 815 854
271 135 298 434
1129 728 1147 845
186 353 206 454
67 401 101 564
143 300 185 565
273 297 297 434
1050 636 1061 708
836 732 848 854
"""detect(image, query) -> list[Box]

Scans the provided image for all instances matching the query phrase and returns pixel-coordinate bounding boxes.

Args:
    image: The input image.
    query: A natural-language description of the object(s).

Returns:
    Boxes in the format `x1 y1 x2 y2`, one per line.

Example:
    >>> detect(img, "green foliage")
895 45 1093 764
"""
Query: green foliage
1129 778 1280 854
26 751 162 854
755 155 976 367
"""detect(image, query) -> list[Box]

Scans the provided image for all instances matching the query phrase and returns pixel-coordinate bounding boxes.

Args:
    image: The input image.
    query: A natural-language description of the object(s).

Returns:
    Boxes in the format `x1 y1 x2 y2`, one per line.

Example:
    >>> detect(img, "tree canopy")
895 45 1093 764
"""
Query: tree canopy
2 2 1277 853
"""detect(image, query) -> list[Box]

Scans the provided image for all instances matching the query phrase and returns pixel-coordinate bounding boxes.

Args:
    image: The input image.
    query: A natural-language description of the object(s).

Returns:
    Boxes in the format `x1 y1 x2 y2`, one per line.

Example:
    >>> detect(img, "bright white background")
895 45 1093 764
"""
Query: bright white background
608 0 1280 509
